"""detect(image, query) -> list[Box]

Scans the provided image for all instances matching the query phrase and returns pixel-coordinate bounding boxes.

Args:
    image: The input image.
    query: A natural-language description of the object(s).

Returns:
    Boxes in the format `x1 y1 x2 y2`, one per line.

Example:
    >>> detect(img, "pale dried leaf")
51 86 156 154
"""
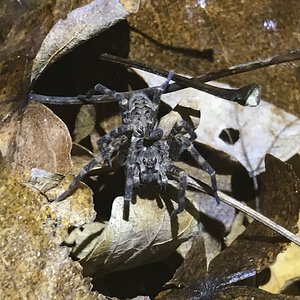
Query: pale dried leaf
261 215 300 294
196 82 300 175
69 194 199 276
31 0 130 81
224 212 249 247
28 168 64 193
135 71 300 175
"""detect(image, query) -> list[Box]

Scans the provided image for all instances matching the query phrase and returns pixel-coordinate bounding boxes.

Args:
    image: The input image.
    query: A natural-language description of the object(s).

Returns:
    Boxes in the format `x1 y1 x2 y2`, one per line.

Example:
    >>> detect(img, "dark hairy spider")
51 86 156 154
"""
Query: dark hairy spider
57 71 220 219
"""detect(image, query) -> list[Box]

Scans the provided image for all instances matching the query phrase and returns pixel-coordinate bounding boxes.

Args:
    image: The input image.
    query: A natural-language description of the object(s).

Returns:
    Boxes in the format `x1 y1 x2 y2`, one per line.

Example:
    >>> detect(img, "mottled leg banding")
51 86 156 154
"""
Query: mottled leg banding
86 83 125 102
186 141 220 204
56 157 99 201
97 124 130 167
149 127 163 140
152 70 174 103
171 119 197 141
167 165 188 216
123 172 134 220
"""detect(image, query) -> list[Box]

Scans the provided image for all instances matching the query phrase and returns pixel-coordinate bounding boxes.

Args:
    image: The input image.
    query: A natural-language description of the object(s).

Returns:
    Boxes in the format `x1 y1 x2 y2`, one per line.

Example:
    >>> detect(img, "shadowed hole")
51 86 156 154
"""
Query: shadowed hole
219 128 240 145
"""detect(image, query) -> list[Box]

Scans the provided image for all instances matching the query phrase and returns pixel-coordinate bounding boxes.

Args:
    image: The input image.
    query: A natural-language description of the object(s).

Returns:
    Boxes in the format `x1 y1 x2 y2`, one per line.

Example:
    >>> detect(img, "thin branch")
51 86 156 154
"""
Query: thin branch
29 76 259 107
218 191 300 247
196 49 300 82
185 177 300 247
29 49 300 106
100 53 261 106
28 87 159 105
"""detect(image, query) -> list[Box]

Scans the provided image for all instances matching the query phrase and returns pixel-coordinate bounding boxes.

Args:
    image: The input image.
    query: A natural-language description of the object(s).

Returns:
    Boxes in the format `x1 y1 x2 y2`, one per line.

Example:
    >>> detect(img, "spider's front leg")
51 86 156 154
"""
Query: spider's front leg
170 119 197 142
123 172 134 220
81 82 126 103
56 133 130 202
152 70 174 103
167 165 188 216
56 157 100 202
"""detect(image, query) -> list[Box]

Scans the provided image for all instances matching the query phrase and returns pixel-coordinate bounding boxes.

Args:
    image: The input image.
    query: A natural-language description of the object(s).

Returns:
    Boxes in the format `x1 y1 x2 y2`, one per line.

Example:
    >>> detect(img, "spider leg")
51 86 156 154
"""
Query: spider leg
97 124 131 167
167 164 187 216
152 70 174 103
176 135 220 204
183 138 220 204
56 133 129 202
149 127 163 140
123 162 141 220
56 156 100 201
123 175 134 220
79 83 125 102
170 119 197 142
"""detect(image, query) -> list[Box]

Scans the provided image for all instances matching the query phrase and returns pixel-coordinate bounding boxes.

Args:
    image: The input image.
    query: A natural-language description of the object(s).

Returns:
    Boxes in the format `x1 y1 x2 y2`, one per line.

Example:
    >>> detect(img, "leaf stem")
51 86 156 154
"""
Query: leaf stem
219 191 300 246
184 177 300 246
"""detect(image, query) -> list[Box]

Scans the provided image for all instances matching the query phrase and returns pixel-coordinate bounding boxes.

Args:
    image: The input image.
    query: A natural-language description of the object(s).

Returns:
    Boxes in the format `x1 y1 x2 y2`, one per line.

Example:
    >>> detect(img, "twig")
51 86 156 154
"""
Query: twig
218 191 300 246
195 49 300 82
100 53 260 106
29 49 300 106
185 177 300 247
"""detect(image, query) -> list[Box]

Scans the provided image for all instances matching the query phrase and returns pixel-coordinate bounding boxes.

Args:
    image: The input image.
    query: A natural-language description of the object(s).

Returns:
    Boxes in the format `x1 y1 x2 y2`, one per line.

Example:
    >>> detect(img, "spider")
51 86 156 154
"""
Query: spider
56 71 220 219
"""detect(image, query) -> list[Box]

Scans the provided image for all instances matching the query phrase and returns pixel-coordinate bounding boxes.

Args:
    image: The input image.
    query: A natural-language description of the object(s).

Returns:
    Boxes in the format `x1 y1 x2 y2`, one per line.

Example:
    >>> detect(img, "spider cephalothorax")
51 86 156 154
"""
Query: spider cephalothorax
57 71 219 219
134 142 168 184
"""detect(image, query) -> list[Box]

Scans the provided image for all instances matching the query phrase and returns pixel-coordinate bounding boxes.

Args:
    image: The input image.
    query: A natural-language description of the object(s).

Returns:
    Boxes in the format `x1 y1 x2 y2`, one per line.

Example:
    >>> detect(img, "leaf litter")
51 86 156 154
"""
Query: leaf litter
133 69 300 176
0 0 137 298
65 68 300 298
0 0 300 298
156 155 300 299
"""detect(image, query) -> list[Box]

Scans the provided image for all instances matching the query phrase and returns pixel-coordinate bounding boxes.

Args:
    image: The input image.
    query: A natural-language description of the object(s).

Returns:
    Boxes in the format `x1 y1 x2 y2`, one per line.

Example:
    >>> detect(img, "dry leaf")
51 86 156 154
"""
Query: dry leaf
74 105 97 143
261 216 300 294
67 193 199 276
120 0 140 13
134 70 300 175
156 155 300 299
0 102 72 180
31 0 130 81
128 0 300 117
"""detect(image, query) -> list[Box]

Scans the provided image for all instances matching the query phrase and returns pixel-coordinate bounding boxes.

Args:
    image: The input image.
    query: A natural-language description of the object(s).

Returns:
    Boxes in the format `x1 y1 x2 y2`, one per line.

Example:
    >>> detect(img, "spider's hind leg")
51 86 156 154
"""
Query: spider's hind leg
167 165 188 216
186 139 220 204
174 136 220 204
